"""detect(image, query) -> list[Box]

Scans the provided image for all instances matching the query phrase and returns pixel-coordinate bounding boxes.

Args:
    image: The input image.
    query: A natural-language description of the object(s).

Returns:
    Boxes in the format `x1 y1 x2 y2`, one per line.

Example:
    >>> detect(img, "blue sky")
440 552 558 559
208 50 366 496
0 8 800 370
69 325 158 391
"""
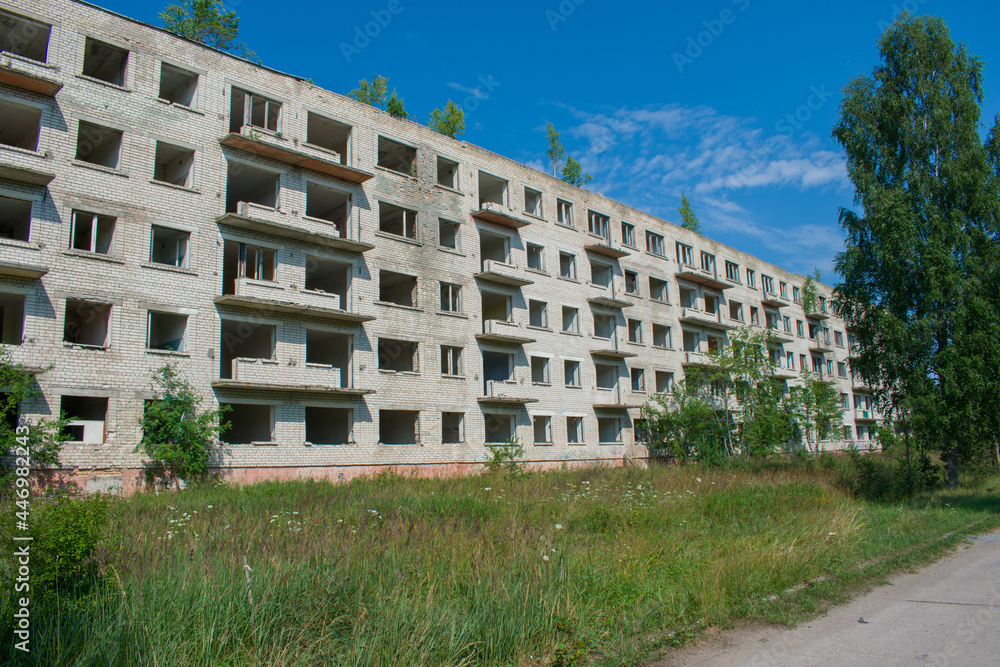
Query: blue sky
97 0 1000 282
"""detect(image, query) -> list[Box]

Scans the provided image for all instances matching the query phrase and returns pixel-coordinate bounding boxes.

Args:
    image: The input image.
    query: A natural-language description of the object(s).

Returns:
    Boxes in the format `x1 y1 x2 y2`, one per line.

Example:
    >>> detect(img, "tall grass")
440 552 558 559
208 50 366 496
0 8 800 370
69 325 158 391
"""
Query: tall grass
4 463 998 666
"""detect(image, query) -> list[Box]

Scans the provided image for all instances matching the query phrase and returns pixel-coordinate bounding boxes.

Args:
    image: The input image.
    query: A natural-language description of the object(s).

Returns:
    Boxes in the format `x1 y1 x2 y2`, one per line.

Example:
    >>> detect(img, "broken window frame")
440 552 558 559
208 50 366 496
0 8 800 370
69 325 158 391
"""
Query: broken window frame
149 225 191 269
588 210 610 242
440 282 461 313
69 210 116 255
440 345 462 377
556 199 573 227
646 231 665 257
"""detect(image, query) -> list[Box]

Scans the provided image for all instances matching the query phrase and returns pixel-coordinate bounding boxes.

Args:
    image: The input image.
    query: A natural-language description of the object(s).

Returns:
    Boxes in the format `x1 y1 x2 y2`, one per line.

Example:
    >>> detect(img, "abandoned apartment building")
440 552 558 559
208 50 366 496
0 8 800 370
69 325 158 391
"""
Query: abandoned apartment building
0 0 880 490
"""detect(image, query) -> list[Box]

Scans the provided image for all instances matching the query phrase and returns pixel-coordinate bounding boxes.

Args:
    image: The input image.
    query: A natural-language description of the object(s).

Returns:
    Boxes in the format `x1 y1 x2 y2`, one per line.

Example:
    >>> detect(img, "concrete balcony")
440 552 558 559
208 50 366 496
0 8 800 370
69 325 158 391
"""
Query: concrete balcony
0 147 55 186
0 241 47 278
472 202 531 229
807 307 831 320
590 337 638 359
761 291 789 308
584 242 630 259
213 357 373 396
214 278 375 324
765 326 794 344
675 263 730 290
0 53 62 96
217 201 374 253
475 260 533 287
809 338 834 353
855 408 877 422
587 283 633 309
771 365 796 380
681 351 716 368
678 307 732 331
593 386 643 409
220 127 374 183
479 379 538 404
476 319 536 345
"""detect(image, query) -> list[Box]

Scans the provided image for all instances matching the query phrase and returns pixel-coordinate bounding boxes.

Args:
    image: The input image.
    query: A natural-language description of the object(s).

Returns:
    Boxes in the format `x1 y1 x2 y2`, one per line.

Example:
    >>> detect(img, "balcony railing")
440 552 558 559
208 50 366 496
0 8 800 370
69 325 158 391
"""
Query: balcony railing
679 307 733 330
476 319 536 345
587 281 633 309
221 126 374 183
480 379 538 404
675 263 730 290
854 408 877 422
475 260 533 287
681 351 716 367
471 202 532 229
761 290 789 308
214 278 375 324
0 146 55 186
0 52 62 96
214 357 373 396
217 201 374 253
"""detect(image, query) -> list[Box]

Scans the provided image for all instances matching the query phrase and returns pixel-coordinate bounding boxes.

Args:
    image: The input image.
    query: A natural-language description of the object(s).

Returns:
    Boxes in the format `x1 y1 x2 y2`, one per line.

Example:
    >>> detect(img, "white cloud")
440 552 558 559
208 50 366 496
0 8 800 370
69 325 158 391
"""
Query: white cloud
447 81 489 100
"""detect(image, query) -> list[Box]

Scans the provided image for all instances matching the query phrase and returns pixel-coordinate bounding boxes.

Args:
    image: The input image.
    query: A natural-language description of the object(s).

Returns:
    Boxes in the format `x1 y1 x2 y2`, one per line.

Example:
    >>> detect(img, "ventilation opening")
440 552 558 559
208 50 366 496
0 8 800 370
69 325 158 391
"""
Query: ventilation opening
0 10 51 63
0 99 41 151
61 395 107 443
437 156 458 188
479 230 509 264
220 319 275 378
226 161 279 212
378 202 416 239
0 292 26 344
150 226 189 268
306 113 350 163
75 121 123 169
305 407 351 445
222 403 273 444
306 330 351 388
380 409 418 444
377 136 416 174
595 363 617 390
482 351 513 383
0 195 31 242
82 37 127 86
481 291 511 323
305 256 350 307
63 300 110 347
147 311 188 352
158 63 198 106
378 338 416 373
598 417 621 443
305 182 349 236
153 142 194 187
442 412 464 444
478 171 507 208
230 87 281 132
379 270 416 307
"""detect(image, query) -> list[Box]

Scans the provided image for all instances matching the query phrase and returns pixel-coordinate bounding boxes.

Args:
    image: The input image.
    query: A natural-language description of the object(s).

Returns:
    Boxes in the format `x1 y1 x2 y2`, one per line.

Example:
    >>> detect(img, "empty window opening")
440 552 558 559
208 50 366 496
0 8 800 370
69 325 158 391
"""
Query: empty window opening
624 271 639 295
564 360 581 387
379 270 417 307
649 277 668 302
306 330 351 387
441 345 462 376
222 241 275 293
226 161 279 212
437 156 459 189
679 287 697 309
150 226 190 268
683 330 699 352
534 415 552 444
729 301 743 321
646 232 665 256
229 87 281 133
621 222 636 247
529 300 547 328
595 363 617 390
655 371 674 393
219 319 275 378
75 121 122 169
593 313 614 339
557 199 573 227
631 368 645 392
442 412 464 444
63 300 110 348
82 37 127 86
762 275 775 295
779 281 789 299
598 417 621 443
588 211 610 241
0 195 30 242
750 307 760 326
479 230 510 264
628 319 642 344
153 142 194 187
158 63 198 106
704 295 719 315
70 210 116 254
706 336 723 354
305 256 350 306
483 351 514 383
567 416 583 444
560 252 576 280
482 291 512 323
676 242 694 266
147 311 188 352
61 396 107 443
378 202 417 239
380 410 418 444
591 262 611 288
0 292 26 344
652 324 671 349
0 99 41 151
378 338 417 373
377 136 416 174
478 171 507 208
527 243 544 271
222 403 274 444
306 113 350 163
305 407 352 445
485 413 514 444
439 219 460 250
562 306 579 333
524 187 542 217
306 182 350 236
0 10 51 62
531 356 549 384
440 282 461 312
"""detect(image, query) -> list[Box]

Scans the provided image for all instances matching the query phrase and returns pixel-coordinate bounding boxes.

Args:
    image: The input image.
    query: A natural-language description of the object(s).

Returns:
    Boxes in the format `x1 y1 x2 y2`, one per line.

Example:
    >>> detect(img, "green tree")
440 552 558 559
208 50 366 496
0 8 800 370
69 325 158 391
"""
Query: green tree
561 156 592 187
160 0 257 61
639 382 729 465
348 74 389 108
0 348 72 487
387 90 408 118
801 268 821 314
137 364 230 489
545 122 565 176
429 100 465 138
677 194 702 233
832 13 1000 486
788 374 843 452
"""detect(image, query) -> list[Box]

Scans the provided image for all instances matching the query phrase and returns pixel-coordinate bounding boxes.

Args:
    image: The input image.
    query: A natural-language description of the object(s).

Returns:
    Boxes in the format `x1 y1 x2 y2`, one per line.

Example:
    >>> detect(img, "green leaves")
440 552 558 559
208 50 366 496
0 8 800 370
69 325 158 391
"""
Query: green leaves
429 100 465 138
677 194 702 234
160 0 257 61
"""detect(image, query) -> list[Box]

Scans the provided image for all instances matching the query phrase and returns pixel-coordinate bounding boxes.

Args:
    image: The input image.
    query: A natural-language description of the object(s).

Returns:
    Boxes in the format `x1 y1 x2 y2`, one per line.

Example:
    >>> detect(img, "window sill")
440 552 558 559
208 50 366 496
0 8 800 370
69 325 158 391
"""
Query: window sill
526 325 551 332
305 441 356 447
433 183 463 195
141 261 197 276
437 310 468 319
555 222 575 231
378 369 420 377
150 179 200 194
62 343 108 351
557 276 580 284
154 97 204 115
0 144 46 160
599 441 623 446
441 374 466 380
650 298 670 306
145 348 190 357
375 165 418 180
437 246 464 257
627 341 646 347
63 250 125 264
560 331 583 337
565 385 583 390
525 267 548 277
0 238 41 251
375 230 422 247
623 292 642 300
622 244 638 251
71 160 128 178
76 73 131 92
523 211 546 222
375 301 423 313
532 382 552 387
652 345 675 351
534 442 554 446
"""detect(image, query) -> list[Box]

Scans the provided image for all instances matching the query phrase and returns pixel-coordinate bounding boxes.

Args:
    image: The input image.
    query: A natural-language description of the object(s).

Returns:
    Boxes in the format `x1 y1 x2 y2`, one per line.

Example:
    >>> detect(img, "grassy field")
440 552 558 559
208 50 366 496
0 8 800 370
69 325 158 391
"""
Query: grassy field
4 460 999 666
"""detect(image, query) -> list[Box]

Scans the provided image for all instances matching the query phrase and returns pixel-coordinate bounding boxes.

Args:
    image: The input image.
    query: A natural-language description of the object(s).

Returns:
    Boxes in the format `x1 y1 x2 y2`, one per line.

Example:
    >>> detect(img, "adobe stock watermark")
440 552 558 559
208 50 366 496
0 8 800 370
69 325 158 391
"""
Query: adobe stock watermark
546 0 587 31
673 0 752 74
340 0 414 64
877 0 930 30
10 422 33 654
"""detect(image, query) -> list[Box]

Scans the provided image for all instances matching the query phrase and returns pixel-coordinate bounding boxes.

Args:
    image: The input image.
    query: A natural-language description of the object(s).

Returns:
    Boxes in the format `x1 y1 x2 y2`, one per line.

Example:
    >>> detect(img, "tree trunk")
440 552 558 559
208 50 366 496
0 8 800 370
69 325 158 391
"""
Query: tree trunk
945 437 959 489
904 420 914 492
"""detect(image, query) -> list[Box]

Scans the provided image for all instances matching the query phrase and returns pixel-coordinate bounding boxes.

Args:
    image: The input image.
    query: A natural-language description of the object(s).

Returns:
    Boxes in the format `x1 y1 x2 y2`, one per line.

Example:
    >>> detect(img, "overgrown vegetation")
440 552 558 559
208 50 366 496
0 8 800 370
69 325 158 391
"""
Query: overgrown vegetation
428 99 465 138
677 194 702 234
546 121 592 186
348 74 408 118
2 465 996 665
160 0 257 61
